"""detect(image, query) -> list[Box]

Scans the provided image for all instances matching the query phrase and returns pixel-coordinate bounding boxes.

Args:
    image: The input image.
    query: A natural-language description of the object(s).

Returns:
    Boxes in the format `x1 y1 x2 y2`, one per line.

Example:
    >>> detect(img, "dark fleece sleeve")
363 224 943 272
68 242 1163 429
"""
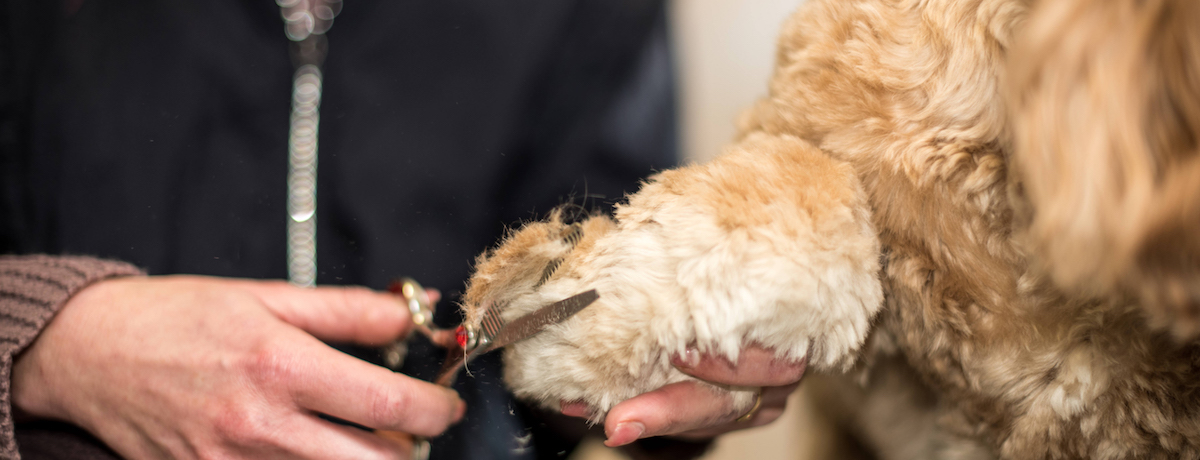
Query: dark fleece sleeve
0 255 143 459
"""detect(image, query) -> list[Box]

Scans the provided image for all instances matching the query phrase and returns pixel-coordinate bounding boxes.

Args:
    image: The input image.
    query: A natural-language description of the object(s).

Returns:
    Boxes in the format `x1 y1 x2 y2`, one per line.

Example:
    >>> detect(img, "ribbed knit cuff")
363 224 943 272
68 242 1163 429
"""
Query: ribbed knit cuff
0 255 144 460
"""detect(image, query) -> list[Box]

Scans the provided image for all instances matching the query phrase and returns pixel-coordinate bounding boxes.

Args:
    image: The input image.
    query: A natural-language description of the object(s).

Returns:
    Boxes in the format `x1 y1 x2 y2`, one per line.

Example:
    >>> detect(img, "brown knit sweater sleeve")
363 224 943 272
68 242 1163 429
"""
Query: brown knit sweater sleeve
0 255 144 459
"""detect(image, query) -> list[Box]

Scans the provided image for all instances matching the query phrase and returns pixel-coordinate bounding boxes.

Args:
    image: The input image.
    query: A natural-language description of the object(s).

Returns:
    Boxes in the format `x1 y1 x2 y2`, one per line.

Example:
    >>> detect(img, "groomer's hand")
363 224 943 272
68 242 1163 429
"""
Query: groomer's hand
563 345 806 446
12 276 465 460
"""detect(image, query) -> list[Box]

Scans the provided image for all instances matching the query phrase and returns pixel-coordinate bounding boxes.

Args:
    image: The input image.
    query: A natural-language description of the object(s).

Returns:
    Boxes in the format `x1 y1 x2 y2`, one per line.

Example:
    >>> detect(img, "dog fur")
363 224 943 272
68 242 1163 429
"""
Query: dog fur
460 0 1200 457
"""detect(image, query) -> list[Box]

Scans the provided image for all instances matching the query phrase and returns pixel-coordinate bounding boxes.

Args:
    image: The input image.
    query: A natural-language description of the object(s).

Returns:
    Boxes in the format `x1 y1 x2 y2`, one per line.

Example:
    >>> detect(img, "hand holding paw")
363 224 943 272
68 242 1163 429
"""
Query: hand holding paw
560 344 807 447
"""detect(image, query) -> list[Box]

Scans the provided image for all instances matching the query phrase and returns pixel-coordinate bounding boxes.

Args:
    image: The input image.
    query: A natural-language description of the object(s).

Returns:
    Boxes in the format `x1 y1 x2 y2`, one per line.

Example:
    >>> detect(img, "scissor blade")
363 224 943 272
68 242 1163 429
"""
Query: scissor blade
430 289 600 387
433 348 468 387
485 289 599 352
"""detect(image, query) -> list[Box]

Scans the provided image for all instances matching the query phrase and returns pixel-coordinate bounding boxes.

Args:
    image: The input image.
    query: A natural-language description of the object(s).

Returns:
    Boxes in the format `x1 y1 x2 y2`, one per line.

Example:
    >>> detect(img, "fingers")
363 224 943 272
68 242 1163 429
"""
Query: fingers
601 381 734 447
276 414 413 460
233 279 463 437
424 288 441 305
671 346 807 387
589 345 808 447
242 281 413 346
599 382 797 446
270 335 466 437
668 384 796 439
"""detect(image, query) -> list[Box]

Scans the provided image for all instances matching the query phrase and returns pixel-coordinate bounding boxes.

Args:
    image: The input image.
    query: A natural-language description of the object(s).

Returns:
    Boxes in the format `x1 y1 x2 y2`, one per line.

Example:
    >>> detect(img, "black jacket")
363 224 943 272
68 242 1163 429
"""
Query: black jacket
0 1 676 458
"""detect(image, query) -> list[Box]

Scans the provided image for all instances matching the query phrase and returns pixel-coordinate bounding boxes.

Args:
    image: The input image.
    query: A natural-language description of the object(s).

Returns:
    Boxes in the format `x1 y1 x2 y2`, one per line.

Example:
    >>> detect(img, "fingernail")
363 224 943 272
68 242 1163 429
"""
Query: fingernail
672 348 700 369
560 401 588 418
604 422 645 447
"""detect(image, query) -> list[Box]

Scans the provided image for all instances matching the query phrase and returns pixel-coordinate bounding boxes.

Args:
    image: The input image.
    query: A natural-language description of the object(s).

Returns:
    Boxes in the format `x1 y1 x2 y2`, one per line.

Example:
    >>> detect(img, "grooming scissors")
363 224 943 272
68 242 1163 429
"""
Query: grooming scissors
383 277 600 460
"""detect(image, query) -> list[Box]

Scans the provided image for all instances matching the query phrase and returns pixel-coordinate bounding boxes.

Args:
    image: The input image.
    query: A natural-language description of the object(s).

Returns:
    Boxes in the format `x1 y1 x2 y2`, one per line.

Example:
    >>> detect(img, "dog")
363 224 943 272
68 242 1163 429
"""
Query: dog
460 0 1200 457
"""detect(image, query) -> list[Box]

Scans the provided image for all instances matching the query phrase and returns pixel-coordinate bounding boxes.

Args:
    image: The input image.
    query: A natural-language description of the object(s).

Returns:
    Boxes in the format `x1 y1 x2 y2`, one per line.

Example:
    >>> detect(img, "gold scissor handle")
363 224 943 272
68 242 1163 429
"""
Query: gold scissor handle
383 277 458 369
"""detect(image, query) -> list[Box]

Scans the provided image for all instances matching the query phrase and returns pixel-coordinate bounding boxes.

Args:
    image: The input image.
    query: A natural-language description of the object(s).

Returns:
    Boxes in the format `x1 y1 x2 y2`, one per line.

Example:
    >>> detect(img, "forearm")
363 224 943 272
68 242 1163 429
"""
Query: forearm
0 255 142 459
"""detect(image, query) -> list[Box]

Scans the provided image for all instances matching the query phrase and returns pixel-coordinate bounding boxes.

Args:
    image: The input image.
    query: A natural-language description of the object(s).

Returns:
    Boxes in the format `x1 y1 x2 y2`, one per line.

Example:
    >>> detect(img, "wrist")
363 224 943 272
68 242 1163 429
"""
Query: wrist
11 278 125 424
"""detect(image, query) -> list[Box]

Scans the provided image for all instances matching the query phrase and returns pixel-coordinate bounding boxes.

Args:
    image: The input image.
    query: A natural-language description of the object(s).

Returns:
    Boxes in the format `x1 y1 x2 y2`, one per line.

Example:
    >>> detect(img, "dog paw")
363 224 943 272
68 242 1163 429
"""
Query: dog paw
461 133 884 421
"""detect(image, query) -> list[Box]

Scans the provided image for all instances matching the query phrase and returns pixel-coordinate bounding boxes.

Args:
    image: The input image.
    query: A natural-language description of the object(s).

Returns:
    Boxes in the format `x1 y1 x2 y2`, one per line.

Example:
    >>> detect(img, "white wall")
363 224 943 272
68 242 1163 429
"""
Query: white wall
671 0 807 163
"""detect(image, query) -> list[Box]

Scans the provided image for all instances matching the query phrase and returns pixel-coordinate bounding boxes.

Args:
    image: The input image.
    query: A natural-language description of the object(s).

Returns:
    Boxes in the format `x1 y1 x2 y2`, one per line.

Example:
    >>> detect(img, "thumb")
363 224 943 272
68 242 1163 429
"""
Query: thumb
238 280 413 345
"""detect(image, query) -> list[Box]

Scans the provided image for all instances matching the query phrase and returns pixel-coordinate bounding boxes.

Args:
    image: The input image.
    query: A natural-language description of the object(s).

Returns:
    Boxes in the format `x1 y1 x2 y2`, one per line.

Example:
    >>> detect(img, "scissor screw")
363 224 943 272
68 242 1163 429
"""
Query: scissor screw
455 325 478 350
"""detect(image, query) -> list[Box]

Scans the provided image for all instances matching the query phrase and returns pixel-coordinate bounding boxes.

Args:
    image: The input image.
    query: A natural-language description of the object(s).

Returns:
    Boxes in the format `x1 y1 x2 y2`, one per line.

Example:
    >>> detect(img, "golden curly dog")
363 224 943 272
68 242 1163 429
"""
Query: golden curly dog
459 0 1200 458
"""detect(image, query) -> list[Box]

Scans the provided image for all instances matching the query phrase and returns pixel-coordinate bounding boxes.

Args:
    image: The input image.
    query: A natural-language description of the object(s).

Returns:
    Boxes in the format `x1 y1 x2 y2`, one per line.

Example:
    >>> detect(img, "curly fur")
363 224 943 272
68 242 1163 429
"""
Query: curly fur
461 0 1200 457
463 135 883 420
1010 0 1200 338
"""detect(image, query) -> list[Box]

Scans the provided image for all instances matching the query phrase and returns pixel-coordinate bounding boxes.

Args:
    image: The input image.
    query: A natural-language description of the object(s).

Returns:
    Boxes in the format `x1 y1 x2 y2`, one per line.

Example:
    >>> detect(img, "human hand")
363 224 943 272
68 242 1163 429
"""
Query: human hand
11 276 465 460
560 345 806 447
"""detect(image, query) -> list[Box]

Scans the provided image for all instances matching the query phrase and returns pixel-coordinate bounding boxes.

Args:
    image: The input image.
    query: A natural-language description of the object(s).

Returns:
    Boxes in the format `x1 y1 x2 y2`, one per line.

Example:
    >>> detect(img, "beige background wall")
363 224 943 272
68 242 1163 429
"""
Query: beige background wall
573 1 814 459
673 0 806 163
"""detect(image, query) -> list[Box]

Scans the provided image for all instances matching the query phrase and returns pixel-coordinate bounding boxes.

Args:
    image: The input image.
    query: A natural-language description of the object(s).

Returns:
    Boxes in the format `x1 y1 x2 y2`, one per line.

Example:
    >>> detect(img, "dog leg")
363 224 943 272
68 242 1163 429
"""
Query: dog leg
464 132 884 420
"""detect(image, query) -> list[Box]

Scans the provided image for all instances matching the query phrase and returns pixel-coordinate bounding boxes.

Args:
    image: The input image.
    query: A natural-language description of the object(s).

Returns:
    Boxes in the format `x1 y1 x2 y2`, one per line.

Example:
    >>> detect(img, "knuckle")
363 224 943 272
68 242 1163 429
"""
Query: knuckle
211 400 280 448
369 384 414 429
241 345 300 390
